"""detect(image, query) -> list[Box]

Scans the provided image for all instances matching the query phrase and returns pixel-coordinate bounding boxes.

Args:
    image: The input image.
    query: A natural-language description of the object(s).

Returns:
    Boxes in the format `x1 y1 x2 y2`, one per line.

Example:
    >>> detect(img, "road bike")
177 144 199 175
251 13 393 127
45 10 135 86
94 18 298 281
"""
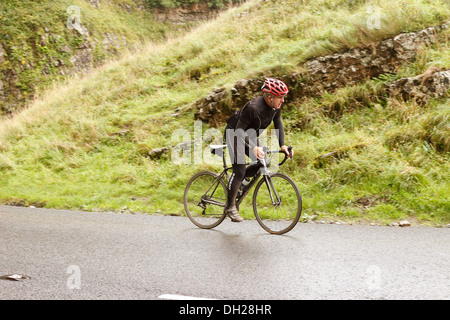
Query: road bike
183 145 302 235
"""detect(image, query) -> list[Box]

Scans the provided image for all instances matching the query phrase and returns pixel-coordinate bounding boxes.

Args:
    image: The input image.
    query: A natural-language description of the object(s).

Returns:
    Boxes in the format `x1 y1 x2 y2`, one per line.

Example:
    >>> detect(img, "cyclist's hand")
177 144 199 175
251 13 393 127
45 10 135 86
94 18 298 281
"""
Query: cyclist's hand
253 146 265 160
281 145 293 159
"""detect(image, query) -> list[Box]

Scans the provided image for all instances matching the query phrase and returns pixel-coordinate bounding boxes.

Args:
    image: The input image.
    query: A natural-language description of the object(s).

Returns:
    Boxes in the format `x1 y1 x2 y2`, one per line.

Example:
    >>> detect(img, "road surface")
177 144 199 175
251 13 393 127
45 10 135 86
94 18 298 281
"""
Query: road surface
1 205 449 300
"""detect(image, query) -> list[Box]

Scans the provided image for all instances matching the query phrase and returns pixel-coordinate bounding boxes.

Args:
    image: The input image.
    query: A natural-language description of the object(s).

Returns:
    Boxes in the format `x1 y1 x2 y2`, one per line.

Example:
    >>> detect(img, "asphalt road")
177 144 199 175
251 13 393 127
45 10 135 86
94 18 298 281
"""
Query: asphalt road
1 205 449 300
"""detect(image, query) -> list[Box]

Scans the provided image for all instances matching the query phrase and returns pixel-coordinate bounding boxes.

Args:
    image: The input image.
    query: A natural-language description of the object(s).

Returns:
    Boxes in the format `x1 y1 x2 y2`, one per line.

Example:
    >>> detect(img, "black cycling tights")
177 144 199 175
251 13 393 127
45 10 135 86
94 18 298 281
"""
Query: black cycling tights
226 162 261 208
225 127 261 209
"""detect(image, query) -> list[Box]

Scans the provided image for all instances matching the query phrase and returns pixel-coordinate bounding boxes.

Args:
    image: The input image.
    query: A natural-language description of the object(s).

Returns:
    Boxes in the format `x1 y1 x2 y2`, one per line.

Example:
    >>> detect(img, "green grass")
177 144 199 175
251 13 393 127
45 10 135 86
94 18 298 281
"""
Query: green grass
0 0 449 226
146 0 242 8
0 0 187 114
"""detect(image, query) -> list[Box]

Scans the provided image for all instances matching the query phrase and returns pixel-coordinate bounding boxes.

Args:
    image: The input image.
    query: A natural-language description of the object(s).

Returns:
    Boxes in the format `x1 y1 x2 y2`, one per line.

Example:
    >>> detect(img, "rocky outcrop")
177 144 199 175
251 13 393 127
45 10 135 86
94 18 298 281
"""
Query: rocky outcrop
194 87 231 127
194 23 449 126
85 0 102 9
0 0 245 116
1 0 156 115
152 1 244 24
388 68 450 105
84 0 147 12
302 24 448 95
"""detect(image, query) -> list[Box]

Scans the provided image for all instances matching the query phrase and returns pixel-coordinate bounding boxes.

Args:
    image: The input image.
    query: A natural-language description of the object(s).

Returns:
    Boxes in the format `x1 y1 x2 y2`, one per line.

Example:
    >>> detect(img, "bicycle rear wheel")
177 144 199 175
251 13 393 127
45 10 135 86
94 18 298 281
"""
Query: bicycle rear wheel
184 171 228 229
253 173 302 235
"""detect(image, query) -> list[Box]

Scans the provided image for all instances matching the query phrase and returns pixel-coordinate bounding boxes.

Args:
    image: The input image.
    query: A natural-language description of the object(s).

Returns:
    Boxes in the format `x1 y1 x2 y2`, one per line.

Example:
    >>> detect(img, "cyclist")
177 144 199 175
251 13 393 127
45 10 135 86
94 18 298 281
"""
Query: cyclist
224 78 294 222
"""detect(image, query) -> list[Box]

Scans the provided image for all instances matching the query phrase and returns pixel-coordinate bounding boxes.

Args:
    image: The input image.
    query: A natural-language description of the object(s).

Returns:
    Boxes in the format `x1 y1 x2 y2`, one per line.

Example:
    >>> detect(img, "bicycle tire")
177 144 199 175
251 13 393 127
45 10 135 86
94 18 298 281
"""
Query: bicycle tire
252 173 302 235
184 171 228 229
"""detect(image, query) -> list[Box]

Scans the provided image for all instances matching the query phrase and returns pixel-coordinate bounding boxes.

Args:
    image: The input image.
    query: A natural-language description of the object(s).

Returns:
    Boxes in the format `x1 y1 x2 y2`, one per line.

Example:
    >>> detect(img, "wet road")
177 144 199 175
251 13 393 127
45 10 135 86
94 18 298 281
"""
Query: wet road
1 205 449 300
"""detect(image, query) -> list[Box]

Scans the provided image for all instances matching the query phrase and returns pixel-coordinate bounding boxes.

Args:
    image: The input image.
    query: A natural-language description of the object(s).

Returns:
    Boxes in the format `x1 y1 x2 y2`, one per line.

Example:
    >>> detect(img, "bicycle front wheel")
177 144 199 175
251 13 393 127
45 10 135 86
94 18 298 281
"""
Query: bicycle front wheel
184 171 228 229
253 173 302 235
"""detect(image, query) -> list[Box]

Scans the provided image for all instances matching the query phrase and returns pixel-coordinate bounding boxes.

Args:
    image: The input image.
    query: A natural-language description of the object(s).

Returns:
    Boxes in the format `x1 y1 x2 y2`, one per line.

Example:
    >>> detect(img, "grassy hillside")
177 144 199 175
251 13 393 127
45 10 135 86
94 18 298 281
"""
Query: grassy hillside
146 0 242 8
0 0 449 226
0 0 187 114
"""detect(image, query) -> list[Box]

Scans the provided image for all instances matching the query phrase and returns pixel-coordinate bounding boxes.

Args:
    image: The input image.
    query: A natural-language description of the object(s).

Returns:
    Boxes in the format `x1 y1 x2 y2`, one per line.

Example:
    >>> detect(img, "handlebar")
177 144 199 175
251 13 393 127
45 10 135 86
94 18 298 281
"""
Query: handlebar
263 146 293 166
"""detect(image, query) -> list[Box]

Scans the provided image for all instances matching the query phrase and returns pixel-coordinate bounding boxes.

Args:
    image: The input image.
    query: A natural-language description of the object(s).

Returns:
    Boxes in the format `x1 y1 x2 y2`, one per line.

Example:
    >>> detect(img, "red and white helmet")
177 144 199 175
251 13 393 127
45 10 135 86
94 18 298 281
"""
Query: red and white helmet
261 78 289 96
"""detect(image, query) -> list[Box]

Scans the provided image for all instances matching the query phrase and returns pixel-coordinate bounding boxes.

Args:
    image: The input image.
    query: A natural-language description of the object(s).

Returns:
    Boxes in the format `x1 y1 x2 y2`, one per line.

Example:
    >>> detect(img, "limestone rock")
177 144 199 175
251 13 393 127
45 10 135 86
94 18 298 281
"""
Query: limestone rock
193 23 448 126
388 69 450 105
399 220 411 227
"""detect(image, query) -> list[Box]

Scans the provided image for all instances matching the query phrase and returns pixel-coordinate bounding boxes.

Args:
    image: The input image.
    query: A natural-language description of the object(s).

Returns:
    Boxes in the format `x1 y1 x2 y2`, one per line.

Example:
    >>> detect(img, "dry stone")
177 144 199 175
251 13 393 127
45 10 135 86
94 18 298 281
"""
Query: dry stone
388 69 450 105
194 23 449 125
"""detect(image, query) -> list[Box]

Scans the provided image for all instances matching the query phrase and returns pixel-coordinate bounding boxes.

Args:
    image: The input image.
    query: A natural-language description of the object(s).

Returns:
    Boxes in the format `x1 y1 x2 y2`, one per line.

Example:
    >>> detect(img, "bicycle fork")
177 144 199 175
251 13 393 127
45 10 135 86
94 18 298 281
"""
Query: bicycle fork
260 158 281 207
263 175 282 207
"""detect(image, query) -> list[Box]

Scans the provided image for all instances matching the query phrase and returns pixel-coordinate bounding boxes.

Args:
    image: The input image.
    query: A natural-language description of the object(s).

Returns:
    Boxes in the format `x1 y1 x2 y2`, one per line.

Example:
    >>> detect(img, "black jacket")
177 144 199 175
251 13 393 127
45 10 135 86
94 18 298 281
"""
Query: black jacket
226 96 285 150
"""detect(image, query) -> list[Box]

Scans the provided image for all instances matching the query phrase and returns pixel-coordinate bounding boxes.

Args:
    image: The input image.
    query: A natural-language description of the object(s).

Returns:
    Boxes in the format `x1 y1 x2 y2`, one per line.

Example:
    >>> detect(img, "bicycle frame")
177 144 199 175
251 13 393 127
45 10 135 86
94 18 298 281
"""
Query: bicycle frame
186 144 300 234
204 145 290 208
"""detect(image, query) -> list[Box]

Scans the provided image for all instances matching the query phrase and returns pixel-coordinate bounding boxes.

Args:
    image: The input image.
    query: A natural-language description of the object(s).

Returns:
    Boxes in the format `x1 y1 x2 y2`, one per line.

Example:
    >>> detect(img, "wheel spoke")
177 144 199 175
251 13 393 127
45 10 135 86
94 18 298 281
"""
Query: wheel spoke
184 171 228 229
253 173 302 235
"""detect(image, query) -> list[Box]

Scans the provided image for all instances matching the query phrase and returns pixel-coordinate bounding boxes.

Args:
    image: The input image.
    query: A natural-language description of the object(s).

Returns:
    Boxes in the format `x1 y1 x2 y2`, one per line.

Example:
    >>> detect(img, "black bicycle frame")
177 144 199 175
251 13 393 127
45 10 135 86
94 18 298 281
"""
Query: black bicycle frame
201 145 290 209
200 172 228 208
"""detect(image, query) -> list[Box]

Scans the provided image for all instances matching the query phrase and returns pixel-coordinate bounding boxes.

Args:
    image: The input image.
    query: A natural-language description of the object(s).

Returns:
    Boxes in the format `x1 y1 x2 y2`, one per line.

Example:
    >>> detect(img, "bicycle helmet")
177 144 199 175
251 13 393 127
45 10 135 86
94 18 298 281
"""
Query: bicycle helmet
261 78 289 96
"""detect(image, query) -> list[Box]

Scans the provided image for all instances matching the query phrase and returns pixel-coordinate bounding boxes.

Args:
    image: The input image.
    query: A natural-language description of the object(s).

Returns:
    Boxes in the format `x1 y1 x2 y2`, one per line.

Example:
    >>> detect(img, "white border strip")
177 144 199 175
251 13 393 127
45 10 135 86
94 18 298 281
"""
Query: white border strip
159 294 216 300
